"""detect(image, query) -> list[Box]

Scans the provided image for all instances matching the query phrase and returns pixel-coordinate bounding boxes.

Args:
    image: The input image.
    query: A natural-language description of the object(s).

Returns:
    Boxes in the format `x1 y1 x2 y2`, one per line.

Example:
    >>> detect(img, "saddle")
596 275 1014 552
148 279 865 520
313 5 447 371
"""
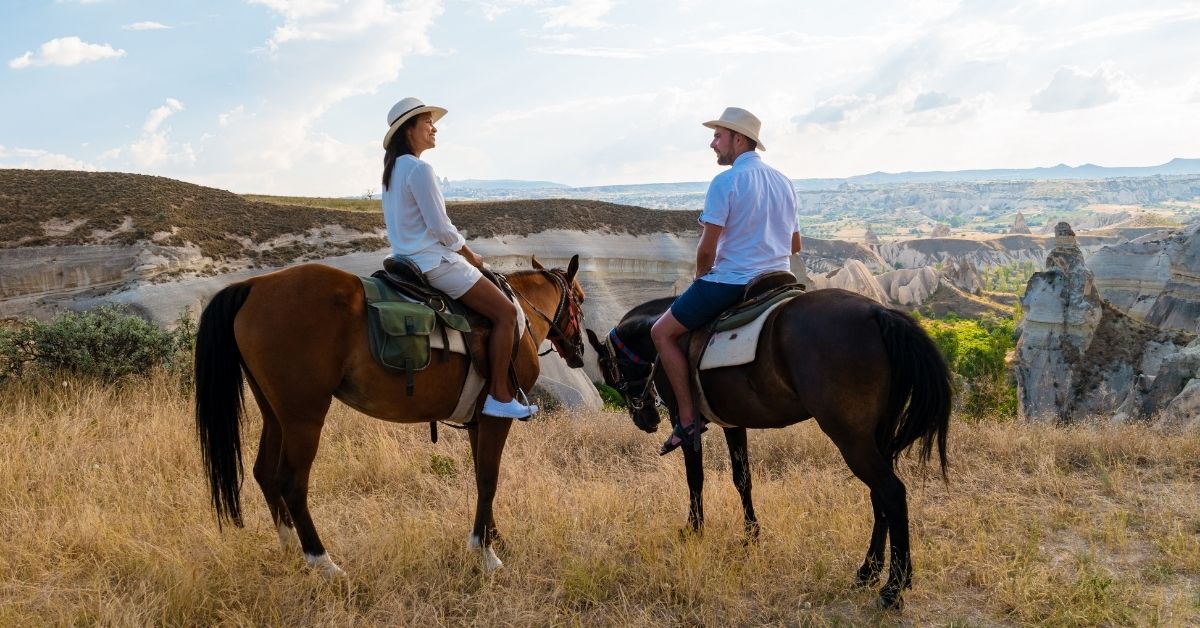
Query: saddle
686 270 806 427
363 256 523 397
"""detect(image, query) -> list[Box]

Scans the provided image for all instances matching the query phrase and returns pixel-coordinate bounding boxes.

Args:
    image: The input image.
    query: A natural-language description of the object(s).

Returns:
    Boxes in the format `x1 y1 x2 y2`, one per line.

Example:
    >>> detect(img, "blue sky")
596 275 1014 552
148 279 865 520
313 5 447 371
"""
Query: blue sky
2 0 1199 196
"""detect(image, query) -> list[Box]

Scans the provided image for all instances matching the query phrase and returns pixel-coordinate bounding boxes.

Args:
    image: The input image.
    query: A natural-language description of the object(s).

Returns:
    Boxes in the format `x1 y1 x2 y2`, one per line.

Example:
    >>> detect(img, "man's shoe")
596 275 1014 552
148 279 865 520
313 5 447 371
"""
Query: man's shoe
482 395 538 420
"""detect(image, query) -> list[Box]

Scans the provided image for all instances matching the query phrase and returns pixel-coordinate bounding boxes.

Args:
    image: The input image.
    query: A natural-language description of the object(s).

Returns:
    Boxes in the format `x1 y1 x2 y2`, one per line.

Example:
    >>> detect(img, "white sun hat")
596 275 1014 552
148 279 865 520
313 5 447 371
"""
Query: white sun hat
702 107 765 151
383 97 447 149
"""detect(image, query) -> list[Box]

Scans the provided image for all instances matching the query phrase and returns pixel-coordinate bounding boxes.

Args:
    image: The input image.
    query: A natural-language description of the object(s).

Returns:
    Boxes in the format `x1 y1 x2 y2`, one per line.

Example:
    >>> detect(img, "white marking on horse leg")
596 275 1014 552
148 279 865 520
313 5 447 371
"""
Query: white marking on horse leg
467 533 504 571
482 546 504 572
277 524 300 552
305 553 345 578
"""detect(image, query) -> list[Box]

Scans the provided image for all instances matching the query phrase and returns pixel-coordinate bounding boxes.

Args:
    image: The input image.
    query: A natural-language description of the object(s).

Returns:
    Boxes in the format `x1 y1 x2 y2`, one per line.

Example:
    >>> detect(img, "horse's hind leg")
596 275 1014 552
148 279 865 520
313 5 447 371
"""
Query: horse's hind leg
723 427 759 544
836 440 909 610
469 415 512 572
246 378 299 553
275 406 342 577
854 491 888 587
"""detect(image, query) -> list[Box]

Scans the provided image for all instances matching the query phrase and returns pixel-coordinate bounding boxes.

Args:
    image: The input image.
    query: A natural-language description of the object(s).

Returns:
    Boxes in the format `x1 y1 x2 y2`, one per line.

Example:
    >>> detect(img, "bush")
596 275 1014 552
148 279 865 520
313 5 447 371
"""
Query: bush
594 381 626 410
0 306 195 385
920 312 1018 420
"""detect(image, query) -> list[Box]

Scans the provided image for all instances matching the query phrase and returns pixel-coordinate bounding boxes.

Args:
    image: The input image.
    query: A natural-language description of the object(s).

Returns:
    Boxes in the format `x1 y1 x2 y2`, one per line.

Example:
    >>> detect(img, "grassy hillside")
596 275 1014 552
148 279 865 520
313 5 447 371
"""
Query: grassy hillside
0 170 700 263
1 373 1197 625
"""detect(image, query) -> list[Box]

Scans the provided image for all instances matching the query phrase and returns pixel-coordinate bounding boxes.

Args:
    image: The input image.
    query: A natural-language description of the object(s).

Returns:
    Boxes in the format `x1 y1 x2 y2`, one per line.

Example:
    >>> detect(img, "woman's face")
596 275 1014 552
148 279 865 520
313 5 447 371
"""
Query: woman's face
406 113 437 154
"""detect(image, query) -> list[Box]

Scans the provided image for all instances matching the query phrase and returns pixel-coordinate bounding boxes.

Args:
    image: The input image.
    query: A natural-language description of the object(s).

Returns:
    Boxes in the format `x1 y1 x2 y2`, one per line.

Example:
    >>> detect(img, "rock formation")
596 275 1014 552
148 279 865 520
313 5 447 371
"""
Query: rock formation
864 225 881 246
1016 222 1195 423
1089 225 1200 332
931 223 952 238
941 258 984 294
1009 211 1031 234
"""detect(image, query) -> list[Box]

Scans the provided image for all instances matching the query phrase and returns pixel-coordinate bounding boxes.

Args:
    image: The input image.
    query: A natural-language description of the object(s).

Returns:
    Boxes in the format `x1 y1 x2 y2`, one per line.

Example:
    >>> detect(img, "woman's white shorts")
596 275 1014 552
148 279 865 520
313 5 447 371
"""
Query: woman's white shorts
424 258 484 299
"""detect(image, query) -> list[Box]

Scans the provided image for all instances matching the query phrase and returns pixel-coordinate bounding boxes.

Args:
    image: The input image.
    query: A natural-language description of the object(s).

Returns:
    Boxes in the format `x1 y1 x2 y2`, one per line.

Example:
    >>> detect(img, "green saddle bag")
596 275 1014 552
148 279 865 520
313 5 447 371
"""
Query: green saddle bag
360 277 471 393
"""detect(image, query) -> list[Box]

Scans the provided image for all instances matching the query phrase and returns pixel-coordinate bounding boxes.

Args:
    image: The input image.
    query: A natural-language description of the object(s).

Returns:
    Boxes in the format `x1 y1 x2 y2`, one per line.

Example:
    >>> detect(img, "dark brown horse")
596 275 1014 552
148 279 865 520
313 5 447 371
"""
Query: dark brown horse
195 256 585 576
587 288 951 610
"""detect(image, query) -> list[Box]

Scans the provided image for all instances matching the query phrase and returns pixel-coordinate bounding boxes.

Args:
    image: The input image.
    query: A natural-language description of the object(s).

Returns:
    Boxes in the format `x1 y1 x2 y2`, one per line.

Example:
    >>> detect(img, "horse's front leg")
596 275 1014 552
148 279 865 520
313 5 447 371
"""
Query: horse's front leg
723 427 760 544
469 415 512 572
678 412 706 537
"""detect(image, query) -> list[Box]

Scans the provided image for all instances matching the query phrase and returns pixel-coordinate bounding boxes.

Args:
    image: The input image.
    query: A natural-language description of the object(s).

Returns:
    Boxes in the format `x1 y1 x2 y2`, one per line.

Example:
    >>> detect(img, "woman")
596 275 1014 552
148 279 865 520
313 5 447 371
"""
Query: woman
381 97 536 419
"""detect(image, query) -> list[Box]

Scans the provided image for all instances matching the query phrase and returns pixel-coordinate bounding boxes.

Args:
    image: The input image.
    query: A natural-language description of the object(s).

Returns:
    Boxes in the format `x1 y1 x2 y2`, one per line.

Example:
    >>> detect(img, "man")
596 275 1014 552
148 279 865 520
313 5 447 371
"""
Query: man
651 106 801 455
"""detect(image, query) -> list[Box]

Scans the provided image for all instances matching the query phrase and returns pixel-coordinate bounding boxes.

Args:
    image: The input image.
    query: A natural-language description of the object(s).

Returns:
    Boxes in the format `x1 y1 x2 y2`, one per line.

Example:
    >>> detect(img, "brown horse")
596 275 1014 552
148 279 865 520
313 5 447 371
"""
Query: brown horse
586 288 951 610
195 256 585 576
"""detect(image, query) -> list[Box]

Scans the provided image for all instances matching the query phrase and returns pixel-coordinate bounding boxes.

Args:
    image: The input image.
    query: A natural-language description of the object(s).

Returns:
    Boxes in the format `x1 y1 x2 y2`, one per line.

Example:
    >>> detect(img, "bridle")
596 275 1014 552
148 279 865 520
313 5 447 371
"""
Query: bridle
601 327 658 417
510 269 585 362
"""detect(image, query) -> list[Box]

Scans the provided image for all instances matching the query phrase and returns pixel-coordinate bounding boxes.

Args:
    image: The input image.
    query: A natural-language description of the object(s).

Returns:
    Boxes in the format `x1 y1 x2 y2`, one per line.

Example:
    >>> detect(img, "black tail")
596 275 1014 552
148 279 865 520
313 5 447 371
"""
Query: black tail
873 307 952 478
194 283 253 528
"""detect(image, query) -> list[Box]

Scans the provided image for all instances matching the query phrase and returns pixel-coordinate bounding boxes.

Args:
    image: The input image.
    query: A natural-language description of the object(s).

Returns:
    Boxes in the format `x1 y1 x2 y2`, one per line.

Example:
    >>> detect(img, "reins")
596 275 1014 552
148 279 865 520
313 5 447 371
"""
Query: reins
509 269 584 360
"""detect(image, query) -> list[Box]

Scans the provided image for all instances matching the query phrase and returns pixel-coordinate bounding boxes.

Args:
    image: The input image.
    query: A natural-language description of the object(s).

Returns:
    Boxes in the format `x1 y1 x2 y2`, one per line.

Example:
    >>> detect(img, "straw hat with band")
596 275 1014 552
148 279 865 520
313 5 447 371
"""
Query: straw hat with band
383 97 448 149
702 107 765 151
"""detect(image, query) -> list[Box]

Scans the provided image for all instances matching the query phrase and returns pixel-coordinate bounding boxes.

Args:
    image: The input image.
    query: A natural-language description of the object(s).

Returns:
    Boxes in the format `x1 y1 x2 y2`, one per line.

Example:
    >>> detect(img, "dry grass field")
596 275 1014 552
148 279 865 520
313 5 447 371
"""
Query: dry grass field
2 374 1198 626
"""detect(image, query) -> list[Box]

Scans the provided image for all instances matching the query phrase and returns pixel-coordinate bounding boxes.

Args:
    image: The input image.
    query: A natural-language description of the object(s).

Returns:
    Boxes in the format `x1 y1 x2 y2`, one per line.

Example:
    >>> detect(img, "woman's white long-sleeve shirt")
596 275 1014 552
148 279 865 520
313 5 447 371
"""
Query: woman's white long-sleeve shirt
383 154 467 271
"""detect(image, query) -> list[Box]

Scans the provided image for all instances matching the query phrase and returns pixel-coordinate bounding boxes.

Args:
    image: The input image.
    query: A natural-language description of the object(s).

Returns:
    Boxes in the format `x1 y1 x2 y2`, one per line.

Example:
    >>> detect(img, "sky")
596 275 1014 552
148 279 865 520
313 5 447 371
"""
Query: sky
1 0 1199 196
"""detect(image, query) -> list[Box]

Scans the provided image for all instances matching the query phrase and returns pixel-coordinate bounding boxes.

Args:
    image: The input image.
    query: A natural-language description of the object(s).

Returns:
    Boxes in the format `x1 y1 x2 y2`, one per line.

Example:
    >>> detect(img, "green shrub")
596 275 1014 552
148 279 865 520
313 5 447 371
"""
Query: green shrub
920 312 1018 420
0 306 195 385
594 381 626 410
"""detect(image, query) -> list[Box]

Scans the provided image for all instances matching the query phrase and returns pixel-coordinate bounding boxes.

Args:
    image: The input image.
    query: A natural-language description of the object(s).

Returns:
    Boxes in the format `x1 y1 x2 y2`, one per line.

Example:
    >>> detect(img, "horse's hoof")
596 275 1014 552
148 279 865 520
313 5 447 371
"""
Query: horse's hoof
742 523 761 547
853 573 880 589
481 547 504 572
875 591 904 612
306 553 346 579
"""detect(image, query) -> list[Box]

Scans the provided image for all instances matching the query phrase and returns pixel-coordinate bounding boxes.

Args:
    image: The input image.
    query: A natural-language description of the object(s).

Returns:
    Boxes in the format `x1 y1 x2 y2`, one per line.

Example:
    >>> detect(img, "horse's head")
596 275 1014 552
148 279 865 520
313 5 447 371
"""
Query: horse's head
586 327 662 433
530 254 586 368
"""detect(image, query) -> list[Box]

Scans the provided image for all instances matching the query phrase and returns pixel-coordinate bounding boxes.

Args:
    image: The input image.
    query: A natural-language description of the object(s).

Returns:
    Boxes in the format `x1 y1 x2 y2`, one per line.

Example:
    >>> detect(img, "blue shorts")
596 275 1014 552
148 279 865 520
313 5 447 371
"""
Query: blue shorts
670 279 746 330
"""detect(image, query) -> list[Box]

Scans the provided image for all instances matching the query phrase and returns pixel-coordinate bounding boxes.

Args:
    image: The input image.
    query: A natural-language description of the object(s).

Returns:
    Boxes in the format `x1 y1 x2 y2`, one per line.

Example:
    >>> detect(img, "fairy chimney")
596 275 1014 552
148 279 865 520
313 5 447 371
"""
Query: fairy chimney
1010 211 1032 234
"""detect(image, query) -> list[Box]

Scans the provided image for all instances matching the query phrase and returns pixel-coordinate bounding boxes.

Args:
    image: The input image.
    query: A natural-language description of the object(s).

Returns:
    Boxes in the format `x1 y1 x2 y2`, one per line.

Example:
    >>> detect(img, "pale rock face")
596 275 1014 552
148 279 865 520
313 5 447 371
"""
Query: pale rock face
876 266 940 306
1010 212 1032 234
804 259 892 304
1016 224 1197 424
941 258 984 294
1015 242 1103 422
1144 225 1200 332
1089 235 1174 321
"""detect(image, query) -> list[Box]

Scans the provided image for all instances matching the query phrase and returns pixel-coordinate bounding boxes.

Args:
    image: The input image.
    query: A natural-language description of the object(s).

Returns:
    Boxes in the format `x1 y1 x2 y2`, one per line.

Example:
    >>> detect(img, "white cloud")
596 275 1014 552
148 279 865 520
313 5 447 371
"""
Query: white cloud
531 46 646 58
128 99 193 168
1030 66 1124 113
482 0 542 21
487 92 657 125
541 0 614 29
144 98 184 133
7 37 126 69
0 145 96 171
909 91 960 112
907 94 988 126
122 21 171 30
218 105 246 127
793 94 876 127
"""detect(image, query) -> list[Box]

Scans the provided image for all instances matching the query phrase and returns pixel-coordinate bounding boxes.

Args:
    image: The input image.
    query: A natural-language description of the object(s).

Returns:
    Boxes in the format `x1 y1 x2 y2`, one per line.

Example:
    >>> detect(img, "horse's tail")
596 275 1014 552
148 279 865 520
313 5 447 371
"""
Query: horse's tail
194 282 253 528
873 307 952 479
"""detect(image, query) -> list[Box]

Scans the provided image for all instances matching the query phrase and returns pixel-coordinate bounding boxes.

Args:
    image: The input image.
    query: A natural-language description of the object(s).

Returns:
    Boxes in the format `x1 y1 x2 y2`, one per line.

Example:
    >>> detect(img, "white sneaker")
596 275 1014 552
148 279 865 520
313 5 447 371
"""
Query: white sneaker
482 395 538 420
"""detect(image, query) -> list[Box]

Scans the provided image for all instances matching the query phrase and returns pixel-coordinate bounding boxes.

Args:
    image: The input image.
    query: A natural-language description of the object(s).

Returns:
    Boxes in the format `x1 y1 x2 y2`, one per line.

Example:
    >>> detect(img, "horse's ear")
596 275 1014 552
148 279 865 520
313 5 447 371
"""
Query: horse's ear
531 255 545 270
566 254 579 283
586 328 606 354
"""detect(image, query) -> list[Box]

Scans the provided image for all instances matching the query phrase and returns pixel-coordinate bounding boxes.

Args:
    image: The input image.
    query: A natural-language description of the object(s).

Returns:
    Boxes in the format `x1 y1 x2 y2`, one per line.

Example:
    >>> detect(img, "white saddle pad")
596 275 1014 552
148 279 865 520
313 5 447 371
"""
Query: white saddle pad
698 299 790 370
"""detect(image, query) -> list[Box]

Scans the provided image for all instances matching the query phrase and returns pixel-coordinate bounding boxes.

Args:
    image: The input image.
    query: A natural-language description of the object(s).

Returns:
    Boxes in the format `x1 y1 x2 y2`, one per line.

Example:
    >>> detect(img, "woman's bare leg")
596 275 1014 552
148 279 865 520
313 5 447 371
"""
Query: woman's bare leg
457 278 518 401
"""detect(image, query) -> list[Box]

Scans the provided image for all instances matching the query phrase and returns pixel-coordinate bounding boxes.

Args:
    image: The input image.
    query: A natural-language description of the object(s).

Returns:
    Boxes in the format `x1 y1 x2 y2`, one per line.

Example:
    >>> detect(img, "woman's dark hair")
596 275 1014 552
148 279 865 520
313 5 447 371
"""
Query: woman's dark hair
382 115 421 190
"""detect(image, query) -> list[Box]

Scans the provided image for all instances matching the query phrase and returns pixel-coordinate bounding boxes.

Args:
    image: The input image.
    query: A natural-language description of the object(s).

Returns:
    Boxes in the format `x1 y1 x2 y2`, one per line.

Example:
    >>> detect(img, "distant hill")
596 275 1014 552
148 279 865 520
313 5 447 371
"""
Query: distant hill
840 158 1200 185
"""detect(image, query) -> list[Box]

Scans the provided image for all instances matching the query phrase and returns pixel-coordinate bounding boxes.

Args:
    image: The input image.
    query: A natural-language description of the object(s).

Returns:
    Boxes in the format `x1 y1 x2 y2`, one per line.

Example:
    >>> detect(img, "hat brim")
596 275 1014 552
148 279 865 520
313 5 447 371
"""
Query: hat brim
702 120 765 151
383 105 448 149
